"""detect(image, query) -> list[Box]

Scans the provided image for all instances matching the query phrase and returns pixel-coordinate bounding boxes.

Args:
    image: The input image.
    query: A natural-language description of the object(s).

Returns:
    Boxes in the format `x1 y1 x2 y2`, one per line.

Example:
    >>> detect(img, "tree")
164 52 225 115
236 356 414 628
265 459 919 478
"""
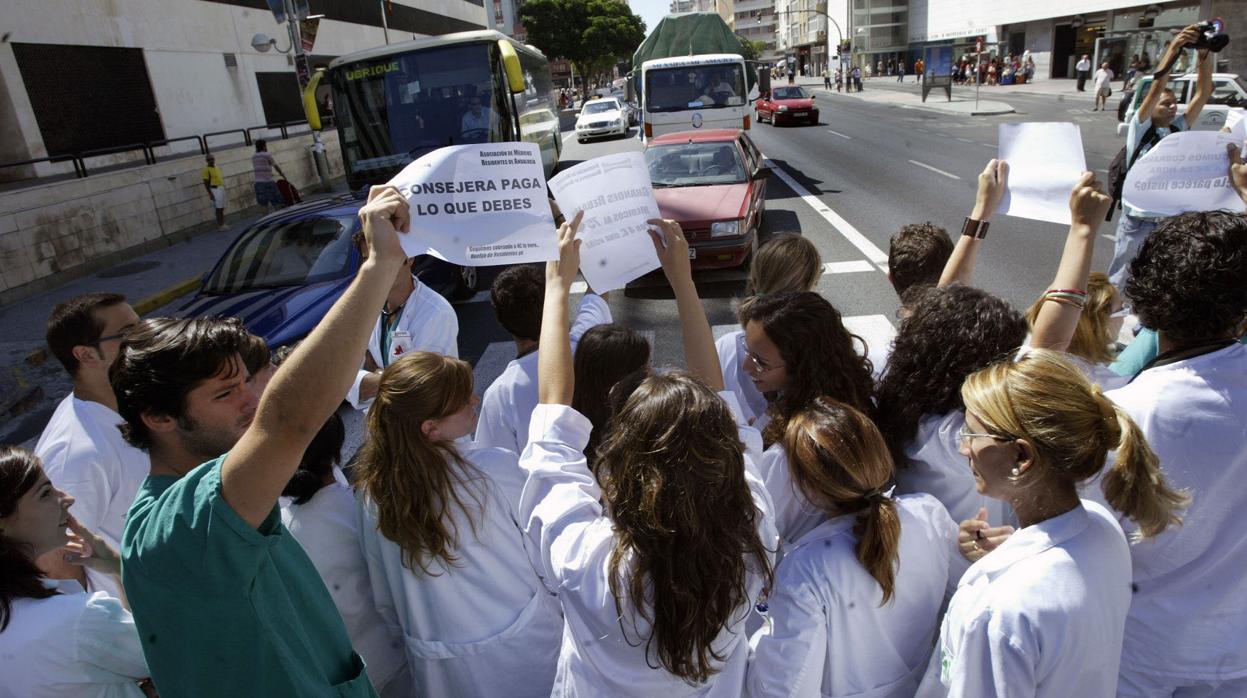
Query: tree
740 40 767 63
521 0 646 89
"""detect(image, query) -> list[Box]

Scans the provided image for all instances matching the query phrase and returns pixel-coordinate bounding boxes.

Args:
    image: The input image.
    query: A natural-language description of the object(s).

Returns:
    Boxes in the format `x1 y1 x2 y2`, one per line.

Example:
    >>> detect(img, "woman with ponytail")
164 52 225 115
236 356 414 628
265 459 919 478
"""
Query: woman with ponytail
355 351 562 697
920 349 1186 697
747 399 961 698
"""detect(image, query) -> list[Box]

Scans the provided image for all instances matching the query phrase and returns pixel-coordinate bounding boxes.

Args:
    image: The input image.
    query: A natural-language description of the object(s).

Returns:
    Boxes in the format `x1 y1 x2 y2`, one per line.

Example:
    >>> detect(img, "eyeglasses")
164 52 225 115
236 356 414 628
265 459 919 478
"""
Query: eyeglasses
957 423 1013 445
1109 304 1132 319
743 349 783 373
90 324 137 346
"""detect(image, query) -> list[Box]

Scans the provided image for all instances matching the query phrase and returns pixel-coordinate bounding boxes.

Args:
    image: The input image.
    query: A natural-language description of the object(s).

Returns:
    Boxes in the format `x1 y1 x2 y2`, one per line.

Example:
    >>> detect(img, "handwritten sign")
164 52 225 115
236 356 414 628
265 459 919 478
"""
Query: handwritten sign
548 152 662 292
997 122 1087 225
387 143 556 265
1123 131 1246 215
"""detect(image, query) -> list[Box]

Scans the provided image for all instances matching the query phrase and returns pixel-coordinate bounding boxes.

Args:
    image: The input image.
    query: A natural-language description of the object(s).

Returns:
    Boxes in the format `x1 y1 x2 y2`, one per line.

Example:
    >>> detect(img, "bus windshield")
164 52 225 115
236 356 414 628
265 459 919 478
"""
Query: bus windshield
645 64 746 112
333 43 508 186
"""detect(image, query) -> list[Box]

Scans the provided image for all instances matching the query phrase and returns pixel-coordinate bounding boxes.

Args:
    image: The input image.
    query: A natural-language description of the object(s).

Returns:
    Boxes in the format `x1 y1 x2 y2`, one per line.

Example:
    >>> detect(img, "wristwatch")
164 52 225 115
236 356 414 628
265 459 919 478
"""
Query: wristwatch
961 216 990 240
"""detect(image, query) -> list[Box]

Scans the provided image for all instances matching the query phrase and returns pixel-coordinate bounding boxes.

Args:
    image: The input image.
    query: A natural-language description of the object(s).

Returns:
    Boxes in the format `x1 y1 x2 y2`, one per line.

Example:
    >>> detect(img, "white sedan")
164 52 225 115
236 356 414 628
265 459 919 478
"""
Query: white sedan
575 98 629 143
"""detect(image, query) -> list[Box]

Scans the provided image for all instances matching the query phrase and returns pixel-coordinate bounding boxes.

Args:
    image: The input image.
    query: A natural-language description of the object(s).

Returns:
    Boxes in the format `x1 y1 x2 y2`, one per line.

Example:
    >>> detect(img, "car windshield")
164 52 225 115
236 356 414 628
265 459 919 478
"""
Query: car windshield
583 101 618 114
771 86 808 100
1210 77 1247 106
645 64 747 112
202 215 357 294
646 141 747 187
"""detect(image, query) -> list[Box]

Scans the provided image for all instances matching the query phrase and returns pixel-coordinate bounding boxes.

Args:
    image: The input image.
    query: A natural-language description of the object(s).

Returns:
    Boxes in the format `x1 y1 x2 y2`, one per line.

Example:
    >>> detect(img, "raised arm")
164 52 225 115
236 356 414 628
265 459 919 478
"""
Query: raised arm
1184 48 1214 125
648 219 723 390
221 187 408 528
1030 173 1114 353
939 160 1008 288
1137 24 1203 125
538 211 583 406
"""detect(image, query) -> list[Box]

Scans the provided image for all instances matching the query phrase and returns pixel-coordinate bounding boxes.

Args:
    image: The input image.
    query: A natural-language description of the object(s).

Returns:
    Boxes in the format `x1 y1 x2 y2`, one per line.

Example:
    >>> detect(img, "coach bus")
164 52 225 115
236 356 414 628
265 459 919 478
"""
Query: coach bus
323 30 562 190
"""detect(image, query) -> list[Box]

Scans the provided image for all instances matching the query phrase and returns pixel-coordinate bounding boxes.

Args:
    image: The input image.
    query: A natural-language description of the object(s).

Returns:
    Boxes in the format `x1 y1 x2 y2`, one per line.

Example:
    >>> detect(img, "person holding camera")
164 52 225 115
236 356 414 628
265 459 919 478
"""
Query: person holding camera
1105 23 1213 292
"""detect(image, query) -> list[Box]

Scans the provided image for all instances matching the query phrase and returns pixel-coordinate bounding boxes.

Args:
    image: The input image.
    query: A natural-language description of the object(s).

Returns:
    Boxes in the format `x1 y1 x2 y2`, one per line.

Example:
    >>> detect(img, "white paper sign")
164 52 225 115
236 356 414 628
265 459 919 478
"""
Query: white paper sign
1123 131 1246 215
1225 108 1247 141
996 122 1087 225
387 142 555 265
548 152 662 292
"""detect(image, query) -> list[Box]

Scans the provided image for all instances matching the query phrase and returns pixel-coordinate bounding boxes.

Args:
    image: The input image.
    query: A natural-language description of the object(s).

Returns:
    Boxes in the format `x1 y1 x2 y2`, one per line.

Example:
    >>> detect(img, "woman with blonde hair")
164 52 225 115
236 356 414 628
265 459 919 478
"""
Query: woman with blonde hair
717 233 822 424
355 351 562 697
920 349 1186 697
748 399 961 698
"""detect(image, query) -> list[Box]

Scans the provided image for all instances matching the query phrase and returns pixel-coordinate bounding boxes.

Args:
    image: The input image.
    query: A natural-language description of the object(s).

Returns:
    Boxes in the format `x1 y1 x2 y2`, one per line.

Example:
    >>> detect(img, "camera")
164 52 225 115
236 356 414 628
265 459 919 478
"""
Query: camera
1186 21 1229 53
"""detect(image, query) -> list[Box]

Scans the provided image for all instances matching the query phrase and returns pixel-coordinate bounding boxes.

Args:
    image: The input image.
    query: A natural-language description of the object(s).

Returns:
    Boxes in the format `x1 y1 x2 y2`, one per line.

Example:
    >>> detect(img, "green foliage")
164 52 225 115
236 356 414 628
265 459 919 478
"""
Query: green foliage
520 0 646 83
740 40 767 62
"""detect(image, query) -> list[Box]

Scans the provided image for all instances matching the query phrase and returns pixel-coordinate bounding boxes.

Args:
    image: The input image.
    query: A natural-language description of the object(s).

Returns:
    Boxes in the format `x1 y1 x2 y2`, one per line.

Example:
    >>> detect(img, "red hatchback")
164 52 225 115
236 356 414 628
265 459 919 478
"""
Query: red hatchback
755 85 820 126
645 129 769 270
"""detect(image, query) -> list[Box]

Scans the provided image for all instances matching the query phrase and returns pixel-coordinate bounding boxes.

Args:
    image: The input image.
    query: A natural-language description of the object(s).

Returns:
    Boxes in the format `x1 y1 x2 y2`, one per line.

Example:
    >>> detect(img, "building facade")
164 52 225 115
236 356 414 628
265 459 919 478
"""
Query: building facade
776 0 848 76
735 0 781 63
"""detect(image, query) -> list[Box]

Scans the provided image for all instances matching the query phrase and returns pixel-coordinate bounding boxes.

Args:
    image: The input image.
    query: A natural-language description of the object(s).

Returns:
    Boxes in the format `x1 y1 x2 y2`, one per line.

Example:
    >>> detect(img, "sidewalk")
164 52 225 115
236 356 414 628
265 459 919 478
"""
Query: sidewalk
0 191 343 446
792 75 1014 116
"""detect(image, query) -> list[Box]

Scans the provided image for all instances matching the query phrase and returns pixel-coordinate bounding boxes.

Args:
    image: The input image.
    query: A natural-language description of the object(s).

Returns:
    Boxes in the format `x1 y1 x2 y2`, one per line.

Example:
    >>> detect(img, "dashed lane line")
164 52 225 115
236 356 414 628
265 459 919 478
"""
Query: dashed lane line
907 159 962 180
823 260 875 274
826 129 852 139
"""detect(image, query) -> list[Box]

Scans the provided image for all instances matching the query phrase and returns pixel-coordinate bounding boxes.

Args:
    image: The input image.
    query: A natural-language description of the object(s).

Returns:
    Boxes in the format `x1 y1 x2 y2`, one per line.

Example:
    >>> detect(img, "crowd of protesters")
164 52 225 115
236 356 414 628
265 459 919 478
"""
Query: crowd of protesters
2 25 1247 698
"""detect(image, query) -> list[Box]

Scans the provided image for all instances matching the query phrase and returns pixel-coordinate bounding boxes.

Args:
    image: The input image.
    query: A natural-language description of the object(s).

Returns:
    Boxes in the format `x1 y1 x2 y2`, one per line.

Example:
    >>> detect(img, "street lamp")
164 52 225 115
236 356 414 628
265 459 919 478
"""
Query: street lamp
255 3 330 189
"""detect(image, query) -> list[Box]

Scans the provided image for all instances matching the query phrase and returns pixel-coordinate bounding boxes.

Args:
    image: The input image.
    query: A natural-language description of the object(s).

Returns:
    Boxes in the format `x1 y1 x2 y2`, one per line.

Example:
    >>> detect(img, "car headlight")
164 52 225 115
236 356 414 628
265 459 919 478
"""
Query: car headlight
778 105 789 112
711 219 741 237
613 119 622 126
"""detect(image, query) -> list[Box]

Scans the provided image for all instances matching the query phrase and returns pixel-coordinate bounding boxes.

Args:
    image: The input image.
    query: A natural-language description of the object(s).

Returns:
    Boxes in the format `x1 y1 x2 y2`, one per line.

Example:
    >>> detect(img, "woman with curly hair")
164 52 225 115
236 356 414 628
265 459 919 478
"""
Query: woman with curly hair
738 291 875 542
717 233 822 424
572 323 651 470
517 215 777 695
921 349 1185 697
747 399 961 698
876 284 1027 528
354 351 562 697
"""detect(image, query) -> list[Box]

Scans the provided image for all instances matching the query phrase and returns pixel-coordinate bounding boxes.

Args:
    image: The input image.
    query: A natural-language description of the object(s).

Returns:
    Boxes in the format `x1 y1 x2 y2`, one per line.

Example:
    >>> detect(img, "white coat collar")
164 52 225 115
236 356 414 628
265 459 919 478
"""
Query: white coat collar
961 504 1090 582
787 511 857 553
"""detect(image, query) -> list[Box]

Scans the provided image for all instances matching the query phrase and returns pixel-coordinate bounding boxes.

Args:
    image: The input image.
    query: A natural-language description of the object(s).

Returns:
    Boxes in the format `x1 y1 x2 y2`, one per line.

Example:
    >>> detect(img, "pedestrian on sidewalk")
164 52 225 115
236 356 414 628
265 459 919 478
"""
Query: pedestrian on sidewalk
824 72 832 90
251 139 287 213
788 65 796 85
834 68 843 92
201 155 229 231
1076 55 1092 91
852 65 863 92
897 61 906 83
915 57 925 83
1094 61 1115 111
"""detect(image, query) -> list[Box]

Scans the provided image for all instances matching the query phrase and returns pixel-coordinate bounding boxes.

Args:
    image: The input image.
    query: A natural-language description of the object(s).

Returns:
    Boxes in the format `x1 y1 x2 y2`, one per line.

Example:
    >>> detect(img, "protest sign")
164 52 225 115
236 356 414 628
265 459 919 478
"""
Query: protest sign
548 152 662 292
1123 130 1246 215
996 122 1087 225
1225 108 1247 141
387 142 556 265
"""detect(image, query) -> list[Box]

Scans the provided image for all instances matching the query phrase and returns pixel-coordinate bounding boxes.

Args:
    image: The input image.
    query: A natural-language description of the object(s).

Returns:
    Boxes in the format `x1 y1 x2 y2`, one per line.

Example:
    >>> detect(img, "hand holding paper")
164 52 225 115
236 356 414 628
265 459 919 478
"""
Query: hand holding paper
647 218 692 284
996 122 1087 225
1068 172 1113 229
547 210 584 290
973 159 1009 220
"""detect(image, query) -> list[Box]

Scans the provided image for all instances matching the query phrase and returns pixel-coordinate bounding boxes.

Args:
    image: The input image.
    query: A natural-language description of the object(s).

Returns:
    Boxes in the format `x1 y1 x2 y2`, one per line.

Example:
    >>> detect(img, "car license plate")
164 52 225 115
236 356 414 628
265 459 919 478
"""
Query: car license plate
792 111 806 117
688 248 697 259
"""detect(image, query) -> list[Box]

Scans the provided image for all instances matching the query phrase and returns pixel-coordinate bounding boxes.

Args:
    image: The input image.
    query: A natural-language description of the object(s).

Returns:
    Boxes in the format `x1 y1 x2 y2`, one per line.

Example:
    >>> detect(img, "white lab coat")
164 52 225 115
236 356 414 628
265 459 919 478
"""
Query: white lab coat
0 580 148 698
1104 342 1247 682
1017 344 1129 391
280 477 408 697
717 330 768 426
357 446 562 698
748 494 961 698
347 279 459 409
474 294 611 455
757 443 825 545
893 410 1017 528
518 402 779 697
35 395 150 551
917 500 1131 698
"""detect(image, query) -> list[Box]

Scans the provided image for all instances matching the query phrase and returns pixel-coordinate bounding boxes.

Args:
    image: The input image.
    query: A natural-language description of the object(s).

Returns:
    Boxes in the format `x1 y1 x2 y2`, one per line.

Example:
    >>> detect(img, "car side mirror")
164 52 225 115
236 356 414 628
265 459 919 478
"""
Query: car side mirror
811 94 816 99
752 166 772 181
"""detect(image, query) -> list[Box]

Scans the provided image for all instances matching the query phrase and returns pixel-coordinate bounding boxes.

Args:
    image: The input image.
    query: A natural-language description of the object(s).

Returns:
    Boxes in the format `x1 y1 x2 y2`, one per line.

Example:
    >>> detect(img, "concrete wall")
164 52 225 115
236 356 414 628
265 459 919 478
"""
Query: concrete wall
0 131 343 302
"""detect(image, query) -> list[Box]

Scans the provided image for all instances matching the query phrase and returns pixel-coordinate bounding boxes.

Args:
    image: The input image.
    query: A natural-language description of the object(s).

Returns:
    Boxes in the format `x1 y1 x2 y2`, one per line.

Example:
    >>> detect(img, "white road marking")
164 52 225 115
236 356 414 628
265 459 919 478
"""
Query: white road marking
823 260 876 274
1100 233 1116 242
764 158 889 265
826 129 851 139
977 142 996 148
956 137 975 143
907 159 962 180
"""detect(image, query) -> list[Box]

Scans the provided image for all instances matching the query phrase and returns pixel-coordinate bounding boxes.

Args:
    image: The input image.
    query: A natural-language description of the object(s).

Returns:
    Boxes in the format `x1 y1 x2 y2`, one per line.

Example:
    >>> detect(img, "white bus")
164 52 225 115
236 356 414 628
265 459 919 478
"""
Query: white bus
325 30 561 189
640 53 751 140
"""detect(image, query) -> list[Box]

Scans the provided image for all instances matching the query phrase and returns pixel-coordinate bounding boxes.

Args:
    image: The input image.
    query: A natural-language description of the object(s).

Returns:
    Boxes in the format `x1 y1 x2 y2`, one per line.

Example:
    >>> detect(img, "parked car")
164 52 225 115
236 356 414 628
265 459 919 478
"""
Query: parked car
575 97 630 143
180 192 476 348
1116 72 1246 134
755 85 819 126
644 129 769 270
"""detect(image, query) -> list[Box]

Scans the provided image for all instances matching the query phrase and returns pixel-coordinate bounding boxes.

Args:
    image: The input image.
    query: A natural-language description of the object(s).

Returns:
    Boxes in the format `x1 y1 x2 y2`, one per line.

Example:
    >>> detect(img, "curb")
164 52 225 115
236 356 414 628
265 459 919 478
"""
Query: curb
133 276 203 316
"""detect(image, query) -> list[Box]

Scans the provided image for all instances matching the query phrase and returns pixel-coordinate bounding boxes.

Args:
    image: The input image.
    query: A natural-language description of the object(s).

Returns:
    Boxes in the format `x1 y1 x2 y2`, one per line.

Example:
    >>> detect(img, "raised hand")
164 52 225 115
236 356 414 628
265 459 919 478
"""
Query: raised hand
1069 171 1114 229
546 210 584 290
1229 143 1247 205
63 515 121 577
972 159 1009 221
647 218 692 283
957 507 1015 563
358 185 410 266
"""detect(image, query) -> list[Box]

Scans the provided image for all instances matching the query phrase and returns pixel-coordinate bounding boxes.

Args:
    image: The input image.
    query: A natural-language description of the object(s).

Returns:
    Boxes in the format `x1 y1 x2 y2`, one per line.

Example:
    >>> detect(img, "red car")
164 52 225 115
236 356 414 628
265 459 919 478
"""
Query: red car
755 86 820 126
645 129 769 270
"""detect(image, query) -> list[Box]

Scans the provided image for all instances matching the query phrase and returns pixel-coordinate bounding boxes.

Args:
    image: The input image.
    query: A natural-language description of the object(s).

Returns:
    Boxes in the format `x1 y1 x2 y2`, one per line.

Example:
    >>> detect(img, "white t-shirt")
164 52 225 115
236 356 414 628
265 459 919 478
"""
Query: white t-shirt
0 579 148 698
1076 58 1092 72
280 477 407 695
748 494 961 698
918 501 1131 698
893 410 1017 528
474 294 611 455
357 445 562 698
518 403 778 697
1104 342 1247 681
35 395 151 550
1094 68 1114 91
347 279 459 409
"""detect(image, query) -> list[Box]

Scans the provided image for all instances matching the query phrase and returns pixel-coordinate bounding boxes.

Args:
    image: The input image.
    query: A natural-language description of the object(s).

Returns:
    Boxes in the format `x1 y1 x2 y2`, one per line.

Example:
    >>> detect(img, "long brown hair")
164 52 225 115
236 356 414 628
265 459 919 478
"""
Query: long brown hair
783 399 901 604
961 349 1187 539
0 447 58 631
1025 272 1118 364
354 352 483 574
595 372 774 684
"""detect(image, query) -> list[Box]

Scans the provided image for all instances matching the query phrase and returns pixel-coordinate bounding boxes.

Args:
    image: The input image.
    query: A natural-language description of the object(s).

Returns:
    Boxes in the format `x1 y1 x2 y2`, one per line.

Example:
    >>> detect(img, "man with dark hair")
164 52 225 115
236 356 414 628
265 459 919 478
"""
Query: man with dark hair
1105 210 1247 696
474 263 611 454
112 187 412 697
35 292 144 597
251 139 287 212
888 222 954 308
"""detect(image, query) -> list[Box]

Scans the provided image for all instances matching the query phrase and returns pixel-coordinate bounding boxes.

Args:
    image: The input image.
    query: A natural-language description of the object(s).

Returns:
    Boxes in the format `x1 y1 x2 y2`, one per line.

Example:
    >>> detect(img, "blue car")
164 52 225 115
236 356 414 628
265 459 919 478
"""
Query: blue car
179 191 478 348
